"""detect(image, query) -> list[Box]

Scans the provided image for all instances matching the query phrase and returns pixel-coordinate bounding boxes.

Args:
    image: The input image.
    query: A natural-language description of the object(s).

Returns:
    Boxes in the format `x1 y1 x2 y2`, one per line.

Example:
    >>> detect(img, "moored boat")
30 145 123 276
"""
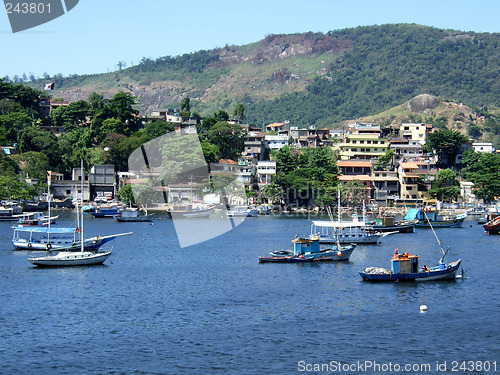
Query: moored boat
167 204 214 219
259 236 356 263
360 251 462 282
28 250 112 267
404 208 466 228
91 203 124 218
310 218 382 244
483 216 500 235
369 215 417 233
114 208 154 222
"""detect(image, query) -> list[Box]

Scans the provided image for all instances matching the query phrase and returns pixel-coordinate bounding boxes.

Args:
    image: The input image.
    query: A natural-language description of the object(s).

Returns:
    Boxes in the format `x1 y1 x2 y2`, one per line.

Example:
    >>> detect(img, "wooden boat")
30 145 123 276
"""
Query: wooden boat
360 251 461 282
28 250 111 267
404 208 466 228
483 216 500 235
114 208 154 222
360 213 462 282
259 237 356 263
369 215 417 233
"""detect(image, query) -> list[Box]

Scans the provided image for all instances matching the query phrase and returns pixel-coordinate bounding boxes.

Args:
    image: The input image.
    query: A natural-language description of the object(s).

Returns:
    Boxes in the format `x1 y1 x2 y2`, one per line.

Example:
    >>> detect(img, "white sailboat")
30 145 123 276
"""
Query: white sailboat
28 161 123 267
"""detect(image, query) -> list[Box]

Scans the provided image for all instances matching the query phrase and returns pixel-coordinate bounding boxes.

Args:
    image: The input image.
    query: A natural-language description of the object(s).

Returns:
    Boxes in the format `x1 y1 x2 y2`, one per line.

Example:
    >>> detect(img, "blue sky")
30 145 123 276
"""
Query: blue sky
1 0 500 79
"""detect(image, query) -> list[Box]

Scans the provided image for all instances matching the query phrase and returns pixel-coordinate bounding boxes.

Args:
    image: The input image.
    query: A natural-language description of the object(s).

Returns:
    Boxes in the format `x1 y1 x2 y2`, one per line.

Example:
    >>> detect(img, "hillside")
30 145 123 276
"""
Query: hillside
28 24 500 129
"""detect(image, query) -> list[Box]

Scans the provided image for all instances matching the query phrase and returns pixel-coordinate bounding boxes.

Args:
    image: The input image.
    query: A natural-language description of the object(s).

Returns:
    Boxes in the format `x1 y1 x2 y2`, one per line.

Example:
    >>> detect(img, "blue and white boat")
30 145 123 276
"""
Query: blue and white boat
259 237 356 263
404 208 466 228
359 251 462 282
91 203 124 218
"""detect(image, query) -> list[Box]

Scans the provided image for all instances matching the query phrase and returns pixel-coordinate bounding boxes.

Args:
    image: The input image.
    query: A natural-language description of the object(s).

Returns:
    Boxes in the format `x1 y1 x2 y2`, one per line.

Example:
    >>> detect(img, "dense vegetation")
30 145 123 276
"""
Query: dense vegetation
245 24 500 127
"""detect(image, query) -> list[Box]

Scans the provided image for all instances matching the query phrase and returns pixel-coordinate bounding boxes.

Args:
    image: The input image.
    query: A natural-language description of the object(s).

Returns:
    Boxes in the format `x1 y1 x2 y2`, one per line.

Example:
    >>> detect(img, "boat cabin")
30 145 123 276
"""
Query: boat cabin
391 252 419 274
292 237 320 255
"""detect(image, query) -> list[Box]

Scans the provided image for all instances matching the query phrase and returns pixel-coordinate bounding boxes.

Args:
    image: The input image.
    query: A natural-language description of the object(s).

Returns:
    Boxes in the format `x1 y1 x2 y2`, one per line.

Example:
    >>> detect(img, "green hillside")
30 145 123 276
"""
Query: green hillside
22 24 500 129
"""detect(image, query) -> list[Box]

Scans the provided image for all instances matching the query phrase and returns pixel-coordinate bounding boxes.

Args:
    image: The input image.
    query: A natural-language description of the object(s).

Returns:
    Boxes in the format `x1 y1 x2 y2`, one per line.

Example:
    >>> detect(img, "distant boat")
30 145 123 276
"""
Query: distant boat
259 236 356 263
0 205 25 221
227 206 259 217
114 208 154 222
404 208 466 228
369 215 417 233
483 216 500 235
15 211 58 226
167 204 214 219
310 219 383 244
91 203 124 218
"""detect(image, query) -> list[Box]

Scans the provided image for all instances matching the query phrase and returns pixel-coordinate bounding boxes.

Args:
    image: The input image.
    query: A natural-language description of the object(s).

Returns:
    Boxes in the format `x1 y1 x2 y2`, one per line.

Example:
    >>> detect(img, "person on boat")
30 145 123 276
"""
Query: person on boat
422 265 430 272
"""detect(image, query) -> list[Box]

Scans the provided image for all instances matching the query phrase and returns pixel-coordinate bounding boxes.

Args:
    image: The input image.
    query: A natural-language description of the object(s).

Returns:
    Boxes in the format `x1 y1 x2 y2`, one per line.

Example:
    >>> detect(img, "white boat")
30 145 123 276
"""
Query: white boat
12 226 131 251
310 218 382 244
227 206 259 217
28 250 112 267
15 211 59 226
15 161 132 252
0 205 26 221
114 208 154 222
28 161 118 267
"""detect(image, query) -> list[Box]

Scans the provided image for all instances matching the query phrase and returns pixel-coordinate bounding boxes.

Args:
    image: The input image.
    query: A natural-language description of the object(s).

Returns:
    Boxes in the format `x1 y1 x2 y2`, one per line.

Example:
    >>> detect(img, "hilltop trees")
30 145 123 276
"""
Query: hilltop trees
461 150 500 203
425 129 469 168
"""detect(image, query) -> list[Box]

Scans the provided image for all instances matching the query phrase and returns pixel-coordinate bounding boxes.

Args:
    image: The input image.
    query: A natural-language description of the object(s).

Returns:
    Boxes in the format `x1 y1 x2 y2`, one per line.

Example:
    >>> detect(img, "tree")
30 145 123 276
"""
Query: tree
180 97 191 112
429 168 460 202
462 152 500 203
233 104 245 122
375 149 394 170
426 129 469 167
206 121 246 161
117 183 135 204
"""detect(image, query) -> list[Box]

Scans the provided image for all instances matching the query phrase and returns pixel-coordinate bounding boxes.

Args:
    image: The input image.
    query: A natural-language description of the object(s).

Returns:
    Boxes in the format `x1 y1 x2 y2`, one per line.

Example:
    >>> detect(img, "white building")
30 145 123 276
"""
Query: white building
472 142 495 153
257 161 276 185
265 134 289 150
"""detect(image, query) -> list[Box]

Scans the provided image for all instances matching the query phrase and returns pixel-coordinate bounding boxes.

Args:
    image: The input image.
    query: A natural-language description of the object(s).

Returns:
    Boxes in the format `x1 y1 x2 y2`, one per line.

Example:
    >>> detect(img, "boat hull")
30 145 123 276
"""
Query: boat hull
28 251 111 267
318 234 380 244
416 217 465 228
360 260 461 282
260 245 356 262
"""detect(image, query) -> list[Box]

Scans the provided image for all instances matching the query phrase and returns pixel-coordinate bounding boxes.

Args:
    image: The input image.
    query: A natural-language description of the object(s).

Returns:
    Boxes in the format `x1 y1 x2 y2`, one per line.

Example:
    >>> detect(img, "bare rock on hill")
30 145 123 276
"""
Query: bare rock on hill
404 94 439 113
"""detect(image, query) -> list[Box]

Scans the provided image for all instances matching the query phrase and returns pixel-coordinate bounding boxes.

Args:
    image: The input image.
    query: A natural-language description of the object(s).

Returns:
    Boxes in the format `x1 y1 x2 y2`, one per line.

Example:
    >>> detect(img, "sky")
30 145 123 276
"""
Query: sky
1 0 500 79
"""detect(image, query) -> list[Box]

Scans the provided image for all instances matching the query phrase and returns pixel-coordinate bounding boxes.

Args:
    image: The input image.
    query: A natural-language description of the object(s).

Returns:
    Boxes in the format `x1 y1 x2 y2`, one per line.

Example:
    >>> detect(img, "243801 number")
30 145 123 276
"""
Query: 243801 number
5 2 51 14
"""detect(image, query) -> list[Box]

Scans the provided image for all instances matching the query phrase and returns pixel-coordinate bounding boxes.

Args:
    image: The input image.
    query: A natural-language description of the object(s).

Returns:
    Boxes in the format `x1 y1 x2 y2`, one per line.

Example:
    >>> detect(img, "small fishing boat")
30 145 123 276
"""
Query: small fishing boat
15 211 58 226
404 208 466 228
259 236 356 263
227 206 259 217
28 250 112 267
483 216 500 235
369 215 417 233
359 251 462 282
0 205 25 221
360 212 462 282
91 203 124 218
114 208 154 222
167 204 214 219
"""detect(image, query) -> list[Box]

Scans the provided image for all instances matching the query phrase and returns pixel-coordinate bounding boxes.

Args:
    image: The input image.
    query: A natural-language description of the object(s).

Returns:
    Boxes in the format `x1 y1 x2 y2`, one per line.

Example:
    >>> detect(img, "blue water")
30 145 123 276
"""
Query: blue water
0 213 498 374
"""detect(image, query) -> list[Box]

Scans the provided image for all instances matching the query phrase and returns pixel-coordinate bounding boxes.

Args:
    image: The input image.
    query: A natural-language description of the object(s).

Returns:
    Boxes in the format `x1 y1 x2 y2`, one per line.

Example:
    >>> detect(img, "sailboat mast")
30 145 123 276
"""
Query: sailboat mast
80 160 84 252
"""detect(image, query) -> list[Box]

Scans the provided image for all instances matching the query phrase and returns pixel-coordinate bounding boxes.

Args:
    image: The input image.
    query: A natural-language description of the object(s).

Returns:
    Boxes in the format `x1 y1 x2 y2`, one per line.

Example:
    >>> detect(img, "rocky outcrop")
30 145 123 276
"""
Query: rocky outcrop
404 94 439 113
